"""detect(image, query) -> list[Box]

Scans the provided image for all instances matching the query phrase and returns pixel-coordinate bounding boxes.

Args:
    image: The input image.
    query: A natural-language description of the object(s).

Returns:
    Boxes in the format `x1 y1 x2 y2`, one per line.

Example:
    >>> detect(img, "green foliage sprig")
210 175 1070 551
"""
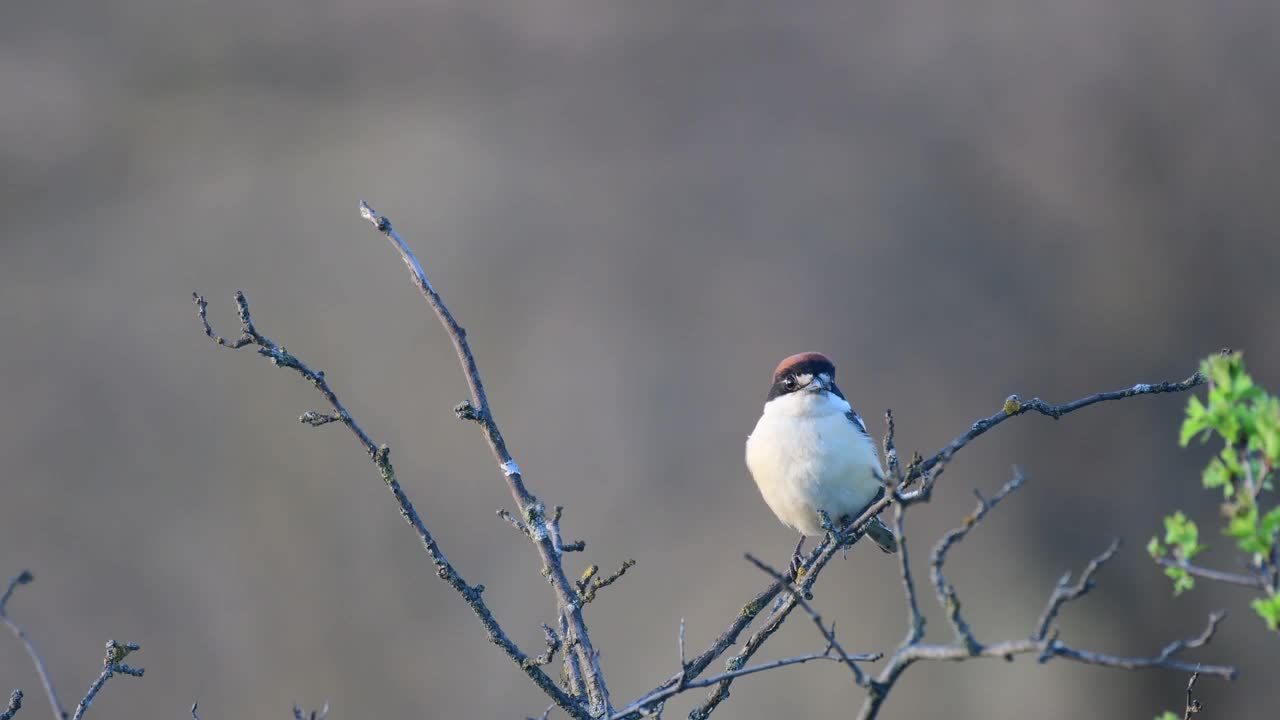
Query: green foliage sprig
1149 352 1280 629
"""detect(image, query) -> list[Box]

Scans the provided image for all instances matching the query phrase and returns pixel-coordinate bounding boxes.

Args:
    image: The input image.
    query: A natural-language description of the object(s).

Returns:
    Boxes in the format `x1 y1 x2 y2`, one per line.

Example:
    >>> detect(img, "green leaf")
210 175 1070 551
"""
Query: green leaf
1205 354 1235 390
1164 512 1206 559
1219 446 1242 474
1225 504 1274 554
1260 505 1280 541
1251 593 1280 631
1147 536 1165 558
1202 457 1231 497
1163 512 1192 544
1181 396 1208 447
1240 535 1269 555
1256 397 1280 465
1164 565 1195 595
1219 411 1243 444
1227 503 1256 532
1234 371 1256 395
1155 713 1179 720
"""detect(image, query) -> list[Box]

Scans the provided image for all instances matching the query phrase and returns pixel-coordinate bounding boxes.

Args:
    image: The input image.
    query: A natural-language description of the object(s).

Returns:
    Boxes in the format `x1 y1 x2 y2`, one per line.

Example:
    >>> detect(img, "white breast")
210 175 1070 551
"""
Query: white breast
745 391 884 536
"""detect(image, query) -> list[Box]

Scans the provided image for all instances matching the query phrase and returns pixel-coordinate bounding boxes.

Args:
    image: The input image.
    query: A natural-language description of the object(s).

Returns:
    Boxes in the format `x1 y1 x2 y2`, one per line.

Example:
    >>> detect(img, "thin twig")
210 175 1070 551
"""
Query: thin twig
498 508 532 538
677 619 686 679
578 560 637 604
1034 539 1121 641
910 377 1205 482
743 554 877 686
290 702 329 720
0 571 67 720
190 702 200 720
1155 557 1267 590
70 641 144 720
193 292 586 719
634 618 691 720
1040 611 1231 676
546 507 586 555
2 691 22 720
527 625 562 669
360 201 612 716
611 647 880 720
883 410 902 488
929 473 1027 654
871 617 1233 675
892 501 925 647
1183 671 1202 719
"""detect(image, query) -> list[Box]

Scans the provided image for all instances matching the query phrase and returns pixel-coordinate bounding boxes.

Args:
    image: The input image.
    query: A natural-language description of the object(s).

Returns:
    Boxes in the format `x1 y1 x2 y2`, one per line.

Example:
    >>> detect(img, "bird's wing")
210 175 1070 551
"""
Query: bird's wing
844 409 869 435
845 408 887 482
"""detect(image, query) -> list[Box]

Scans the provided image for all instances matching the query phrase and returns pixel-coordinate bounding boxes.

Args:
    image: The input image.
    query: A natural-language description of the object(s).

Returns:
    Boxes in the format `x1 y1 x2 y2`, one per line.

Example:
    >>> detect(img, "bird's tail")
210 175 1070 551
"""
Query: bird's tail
865 516 898 554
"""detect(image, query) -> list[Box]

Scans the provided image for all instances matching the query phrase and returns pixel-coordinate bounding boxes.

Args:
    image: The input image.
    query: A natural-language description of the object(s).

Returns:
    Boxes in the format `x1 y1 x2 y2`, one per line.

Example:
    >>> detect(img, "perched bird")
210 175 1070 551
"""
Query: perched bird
745 352 897 572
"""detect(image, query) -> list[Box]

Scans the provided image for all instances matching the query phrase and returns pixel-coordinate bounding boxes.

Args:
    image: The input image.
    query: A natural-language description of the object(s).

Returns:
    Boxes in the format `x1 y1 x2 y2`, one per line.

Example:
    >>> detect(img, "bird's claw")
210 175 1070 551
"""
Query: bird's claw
788 553 805 581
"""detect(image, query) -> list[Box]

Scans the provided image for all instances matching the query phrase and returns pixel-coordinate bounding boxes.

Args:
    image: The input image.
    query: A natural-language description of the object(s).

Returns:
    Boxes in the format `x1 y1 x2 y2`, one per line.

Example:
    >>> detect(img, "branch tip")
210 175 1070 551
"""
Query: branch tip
453 400 481 422
578 559 637 604
1184 671 1202 719
1 690 22 720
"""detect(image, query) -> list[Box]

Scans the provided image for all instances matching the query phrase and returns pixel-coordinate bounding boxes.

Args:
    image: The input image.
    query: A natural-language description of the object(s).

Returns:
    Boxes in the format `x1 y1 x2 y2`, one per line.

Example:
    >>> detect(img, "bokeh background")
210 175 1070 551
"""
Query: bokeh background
3 2 1279 718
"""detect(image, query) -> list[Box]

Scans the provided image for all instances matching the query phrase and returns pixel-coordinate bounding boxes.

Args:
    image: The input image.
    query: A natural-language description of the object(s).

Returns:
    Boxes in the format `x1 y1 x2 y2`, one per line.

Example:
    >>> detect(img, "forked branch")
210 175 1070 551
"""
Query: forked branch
359 201 613 715
856 470 1233 720
193 291 586 718
71 641 144 720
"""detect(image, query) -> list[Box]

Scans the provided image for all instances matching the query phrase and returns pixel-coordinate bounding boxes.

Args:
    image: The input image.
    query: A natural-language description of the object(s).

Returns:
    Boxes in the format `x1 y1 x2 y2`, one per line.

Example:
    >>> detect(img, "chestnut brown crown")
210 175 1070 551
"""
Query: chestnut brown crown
765 352 844 402
772 352 837 383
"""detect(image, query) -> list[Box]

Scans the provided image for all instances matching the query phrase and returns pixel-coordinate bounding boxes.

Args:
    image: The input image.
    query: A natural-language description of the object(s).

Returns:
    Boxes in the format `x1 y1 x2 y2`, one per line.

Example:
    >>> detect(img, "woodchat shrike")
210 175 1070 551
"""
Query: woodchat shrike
746 352 897 571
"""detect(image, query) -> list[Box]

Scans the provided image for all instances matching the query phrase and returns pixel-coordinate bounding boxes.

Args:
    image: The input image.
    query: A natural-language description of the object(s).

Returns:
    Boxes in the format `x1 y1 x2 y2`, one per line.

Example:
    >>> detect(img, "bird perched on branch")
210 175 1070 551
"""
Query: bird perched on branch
746 352 897 574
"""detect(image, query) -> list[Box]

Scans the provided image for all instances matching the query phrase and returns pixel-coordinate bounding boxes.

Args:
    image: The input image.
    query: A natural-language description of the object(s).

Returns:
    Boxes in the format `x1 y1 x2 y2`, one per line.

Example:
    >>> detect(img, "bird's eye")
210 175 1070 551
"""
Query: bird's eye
782 375 798 391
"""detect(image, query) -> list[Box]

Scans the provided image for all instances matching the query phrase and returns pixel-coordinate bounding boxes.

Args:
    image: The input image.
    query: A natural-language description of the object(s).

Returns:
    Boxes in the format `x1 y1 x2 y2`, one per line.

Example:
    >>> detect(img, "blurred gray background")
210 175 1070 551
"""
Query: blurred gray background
3 1 1279 718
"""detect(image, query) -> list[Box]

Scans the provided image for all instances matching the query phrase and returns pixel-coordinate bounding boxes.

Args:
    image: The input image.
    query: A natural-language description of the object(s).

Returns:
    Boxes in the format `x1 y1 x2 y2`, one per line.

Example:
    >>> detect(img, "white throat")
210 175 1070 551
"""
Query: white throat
746 387 884 537
761 388 851 419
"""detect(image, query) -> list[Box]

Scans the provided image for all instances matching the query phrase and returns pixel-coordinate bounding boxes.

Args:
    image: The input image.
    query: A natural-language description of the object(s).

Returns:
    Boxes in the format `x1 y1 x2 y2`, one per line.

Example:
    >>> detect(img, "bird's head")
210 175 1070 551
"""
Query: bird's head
767 352 841 402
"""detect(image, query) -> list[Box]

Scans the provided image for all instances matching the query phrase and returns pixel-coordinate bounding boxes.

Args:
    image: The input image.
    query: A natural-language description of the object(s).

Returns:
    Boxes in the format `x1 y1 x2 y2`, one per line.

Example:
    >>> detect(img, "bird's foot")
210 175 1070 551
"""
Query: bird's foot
789 552 806 581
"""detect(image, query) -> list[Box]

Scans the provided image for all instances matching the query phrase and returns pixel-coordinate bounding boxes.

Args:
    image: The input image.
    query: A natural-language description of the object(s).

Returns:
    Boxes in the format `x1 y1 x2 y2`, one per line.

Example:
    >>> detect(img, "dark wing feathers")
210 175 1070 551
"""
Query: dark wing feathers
846 409 885 482
844 409 868 435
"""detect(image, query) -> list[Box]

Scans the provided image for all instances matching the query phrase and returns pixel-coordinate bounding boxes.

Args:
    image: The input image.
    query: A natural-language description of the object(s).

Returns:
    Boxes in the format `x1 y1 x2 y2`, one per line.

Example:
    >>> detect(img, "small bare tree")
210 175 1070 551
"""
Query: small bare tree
3 202 1237 719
